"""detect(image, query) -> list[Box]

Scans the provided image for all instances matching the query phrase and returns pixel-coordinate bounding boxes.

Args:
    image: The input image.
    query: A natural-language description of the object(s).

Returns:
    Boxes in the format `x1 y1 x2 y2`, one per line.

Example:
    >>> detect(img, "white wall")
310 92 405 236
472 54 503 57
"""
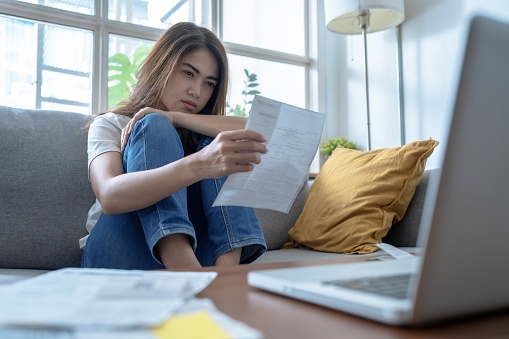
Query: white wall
324 0 509 169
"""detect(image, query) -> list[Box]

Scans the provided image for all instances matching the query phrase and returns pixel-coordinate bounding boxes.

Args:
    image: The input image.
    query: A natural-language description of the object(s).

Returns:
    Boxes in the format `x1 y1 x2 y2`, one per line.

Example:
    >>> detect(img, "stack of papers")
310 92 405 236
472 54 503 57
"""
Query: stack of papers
0 268 262 338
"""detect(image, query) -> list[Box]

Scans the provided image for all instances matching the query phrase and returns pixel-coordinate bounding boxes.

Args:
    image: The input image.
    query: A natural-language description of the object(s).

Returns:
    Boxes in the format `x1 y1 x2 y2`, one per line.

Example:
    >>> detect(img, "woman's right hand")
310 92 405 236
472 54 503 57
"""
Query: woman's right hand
121 107 173 152
191 129 268 178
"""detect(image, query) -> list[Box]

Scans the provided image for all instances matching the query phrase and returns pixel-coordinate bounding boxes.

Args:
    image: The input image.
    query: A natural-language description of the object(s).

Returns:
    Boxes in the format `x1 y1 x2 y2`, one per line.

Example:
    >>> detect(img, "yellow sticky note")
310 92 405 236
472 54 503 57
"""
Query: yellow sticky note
153 310 230 339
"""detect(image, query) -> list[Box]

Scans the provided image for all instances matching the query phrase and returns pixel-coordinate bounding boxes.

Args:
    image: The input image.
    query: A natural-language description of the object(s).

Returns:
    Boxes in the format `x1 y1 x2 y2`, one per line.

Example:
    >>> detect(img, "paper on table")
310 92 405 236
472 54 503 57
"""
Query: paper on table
152 298 262 339
0 268 217 329
0 298 263 339
213 96 325 213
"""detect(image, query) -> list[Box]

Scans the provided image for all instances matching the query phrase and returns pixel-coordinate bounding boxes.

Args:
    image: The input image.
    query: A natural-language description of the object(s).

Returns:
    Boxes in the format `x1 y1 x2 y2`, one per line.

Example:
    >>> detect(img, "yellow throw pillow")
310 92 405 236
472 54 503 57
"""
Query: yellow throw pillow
282 139 439 254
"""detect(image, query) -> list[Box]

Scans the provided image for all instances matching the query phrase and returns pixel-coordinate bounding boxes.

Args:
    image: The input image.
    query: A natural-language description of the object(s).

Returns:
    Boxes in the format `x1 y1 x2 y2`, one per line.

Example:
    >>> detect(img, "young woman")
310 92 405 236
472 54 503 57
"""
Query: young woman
81 22 267 270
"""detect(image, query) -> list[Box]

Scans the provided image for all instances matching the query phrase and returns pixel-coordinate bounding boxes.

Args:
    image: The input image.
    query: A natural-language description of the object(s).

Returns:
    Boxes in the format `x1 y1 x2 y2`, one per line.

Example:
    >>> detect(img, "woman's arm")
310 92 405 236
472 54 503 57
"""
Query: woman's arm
172 111 246 137
121 107 246 152
89 151 198 215
91 129 266 215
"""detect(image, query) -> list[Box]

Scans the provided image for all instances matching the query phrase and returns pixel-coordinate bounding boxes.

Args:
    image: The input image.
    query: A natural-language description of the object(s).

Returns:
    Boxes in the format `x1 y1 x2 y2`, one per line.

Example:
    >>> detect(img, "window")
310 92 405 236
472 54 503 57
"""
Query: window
0 0 315 115
0 0 203 114
0 15 93 113
220 0 311 114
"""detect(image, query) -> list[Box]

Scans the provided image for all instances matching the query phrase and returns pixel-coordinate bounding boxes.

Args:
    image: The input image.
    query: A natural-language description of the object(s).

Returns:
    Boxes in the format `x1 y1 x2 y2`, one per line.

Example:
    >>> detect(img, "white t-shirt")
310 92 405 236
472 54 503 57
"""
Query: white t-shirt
80 113 131 248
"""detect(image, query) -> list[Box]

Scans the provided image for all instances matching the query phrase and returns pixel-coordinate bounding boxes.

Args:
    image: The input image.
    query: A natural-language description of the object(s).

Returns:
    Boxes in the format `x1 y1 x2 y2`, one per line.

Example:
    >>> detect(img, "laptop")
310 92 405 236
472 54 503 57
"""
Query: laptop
247 15 509 326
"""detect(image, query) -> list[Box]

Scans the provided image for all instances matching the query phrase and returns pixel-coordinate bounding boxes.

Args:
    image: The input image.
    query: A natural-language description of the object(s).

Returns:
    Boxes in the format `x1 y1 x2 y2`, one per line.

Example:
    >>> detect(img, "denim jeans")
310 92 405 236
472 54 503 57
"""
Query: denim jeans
82 113 266 269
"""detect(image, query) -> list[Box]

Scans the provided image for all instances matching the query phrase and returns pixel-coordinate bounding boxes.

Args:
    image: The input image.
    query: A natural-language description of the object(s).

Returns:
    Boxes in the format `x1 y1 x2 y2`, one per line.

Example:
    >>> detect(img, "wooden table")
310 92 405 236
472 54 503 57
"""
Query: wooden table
180 257 509 339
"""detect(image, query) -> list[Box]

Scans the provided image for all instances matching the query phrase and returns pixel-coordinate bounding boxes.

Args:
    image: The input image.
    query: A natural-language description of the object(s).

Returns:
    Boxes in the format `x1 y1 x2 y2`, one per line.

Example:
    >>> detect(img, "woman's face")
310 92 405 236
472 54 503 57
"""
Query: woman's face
158 49 219 114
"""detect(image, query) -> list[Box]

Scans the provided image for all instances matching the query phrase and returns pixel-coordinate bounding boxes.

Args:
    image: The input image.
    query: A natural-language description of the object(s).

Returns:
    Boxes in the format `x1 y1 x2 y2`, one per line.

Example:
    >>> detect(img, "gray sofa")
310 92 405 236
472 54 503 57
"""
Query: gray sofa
0 105 432 272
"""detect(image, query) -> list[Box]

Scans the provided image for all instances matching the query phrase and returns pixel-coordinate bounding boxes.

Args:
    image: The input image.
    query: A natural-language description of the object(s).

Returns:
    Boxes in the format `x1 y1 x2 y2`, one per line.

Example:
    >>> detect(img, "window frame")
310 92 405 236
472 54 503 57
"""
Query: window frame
214 0 320 113
0 0 323 115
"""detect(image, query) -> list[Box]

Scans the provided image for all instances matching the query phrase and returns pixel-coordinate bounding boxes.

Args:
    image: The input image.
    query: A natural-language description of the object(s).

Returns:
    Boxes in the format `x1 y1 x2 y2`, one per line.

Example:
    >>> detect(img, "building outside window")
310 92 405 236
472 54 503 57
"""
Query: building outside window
0 15 93 113
0 0 314 116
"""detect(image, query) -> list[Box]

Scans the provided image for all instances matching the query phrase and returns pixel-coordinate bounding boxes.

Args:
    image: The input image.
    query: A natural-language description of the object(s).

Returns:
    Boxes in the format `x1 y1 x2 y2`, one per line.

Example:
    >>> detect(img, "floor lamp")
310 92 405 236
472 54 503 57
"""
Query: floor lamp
324 0 405 150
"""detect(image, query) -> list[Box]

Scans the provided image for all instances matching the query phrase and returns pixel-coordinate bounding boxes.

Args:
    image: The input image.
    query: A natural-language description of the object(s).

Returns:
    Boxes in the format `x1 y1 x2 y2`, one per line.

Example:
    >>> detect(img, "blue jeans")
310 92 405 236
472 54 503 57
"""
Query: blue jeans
82 113 266 269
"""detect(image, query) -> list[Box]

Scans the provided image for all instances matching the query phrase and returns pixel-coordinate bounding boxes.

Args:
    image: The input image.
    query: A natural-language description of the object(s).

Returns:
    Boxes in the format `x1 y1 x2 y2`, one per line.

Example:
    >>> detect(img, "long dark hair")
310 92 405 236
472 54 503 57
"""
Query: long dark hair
85 22 229 154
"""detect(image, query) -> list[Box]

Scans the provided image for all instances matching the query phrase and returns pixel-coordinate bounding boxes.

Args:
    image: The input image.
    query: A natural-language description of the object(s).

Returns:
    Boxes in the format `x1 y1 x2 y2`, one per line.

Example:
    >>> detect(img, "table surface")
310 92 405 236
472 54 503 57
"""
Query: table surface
177 257 509 339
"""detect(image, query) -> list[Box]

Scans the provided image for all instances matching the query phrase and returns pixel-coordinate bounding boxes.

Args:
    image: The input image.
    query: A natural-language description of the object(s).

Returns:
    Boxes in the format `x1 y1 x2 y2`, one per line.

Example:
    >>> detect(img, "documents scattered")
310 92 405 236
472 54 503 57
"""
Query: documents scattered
0 268 216 329
213 95 325 213
0 269 262 338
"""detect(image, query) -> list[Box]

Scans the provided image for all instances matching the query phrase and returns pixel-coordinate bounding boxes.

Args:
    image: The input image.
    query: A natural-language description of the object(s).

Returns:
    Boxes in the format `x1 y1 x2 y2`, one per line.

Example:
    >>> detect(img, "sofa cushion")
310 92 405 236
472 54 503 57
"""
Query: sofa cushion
282 139 438 254
0 106 95 269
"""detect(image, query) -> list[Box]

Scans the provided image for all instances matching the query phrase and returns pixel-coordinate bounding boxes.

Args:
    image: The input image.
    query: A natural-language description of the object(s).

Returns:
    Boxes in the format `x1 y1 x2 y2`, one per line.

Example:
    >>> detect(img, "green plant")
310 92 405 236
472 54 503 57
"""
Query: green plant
228 69 261 117
320 137 357 155
108 44 152 109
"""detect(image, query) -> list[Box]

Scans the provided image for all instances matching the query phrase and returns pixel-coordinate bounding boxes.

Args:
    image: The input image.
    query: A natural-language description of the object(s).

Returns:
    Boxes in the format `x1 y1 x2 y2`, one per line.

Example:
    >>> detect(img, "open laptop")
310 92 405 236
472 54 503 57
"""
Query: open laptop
248 15 509 326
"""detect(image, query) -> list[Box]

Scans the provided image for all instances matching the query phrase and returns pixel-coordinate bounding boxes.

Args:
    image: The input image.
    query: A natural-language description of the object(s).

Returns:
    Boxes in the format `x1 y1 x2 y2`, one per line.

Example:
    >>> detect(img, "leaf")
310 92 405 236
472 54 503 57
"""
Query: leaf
107 74 126 82
109 53 131 67
108 65 125 72
107 46 150 109
108 53 135 109
133 45 151 72
228 68 261 116
108 84 129 109
133 45 152 63
228 104 245 117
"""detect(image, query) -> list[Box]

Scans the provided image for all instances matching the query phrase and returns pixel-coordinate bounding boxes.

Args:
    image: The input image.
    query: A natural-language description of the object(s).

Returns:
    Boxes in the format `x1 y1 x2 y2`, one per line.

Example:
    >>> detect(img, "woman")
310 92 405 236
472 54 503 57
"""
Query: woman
82 22 267 270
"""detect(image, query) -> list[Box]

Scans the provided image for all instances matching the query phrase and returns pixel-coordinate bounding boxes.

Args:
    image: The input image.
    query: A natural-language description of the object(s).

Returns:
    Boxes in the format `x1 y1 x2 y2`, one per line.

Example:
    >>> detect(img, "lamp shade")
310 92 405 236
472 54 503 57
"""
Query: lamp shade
325 0 405 34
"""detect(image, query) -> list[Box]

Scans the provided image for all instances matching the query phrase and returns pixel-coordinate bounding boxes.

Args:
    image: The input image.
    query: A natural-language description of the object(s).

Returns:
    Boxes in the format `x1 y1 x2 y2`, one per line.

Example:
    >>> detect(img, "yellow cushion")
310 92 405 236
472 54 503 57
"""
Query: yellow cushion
282 139 439 254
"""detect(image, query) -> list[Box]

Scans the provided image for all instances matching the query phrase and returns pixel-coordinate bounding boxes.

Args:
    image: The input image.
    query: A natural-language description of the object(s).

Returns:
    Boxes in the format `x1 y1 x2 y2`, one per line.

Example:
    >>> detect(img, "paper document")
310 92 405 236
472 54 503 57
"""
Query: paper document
152 298 262 339
0 298 263 339
213 95 325 213
0 268 216 329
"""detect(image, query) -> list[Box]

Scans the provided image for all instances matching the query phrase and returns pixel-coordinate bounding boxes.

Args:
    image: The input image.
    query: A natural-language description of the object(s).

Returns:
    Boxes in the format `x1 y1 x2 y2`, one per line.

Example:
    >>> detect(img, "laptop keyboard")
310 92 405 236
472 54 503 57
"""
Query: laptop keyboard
322 274 413 299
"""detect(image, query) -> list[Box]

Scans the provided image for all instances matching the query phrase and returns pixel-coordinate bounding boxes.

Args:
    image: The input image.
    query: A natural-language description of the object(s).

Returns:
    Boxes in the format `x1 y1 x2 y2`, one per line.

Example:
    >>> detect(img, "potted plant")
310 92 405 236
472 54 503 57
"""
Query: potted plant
227 69 261 117
320 137 357 159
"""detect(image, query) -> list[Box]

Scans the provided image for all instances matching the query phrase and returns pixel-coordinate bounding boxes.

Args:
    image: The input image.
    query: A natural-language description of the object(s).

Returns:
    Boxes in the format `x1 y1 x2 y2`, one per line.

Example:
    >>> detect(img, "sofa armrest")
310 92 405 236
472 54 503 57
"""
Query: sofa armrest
0 106 95 269
383 169 439 247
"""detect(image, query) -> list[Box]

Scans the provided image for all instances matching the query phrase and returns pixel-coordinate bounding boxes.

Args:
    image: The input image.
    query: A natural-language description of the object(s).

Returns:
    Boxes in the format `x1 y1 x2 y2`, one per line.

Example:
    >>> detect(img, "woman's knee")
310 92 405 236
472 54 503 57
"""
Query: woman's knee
138 113 178 138
126 113 183 156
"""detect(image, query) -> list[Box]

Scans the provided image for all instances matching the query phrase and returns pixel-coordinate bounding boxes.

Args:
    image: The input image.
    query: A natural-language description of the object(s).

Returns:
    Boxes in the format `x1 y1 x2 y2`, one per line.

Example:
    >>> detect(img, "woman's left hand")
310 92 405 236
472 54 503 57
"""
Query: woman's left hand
121 107 169 152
